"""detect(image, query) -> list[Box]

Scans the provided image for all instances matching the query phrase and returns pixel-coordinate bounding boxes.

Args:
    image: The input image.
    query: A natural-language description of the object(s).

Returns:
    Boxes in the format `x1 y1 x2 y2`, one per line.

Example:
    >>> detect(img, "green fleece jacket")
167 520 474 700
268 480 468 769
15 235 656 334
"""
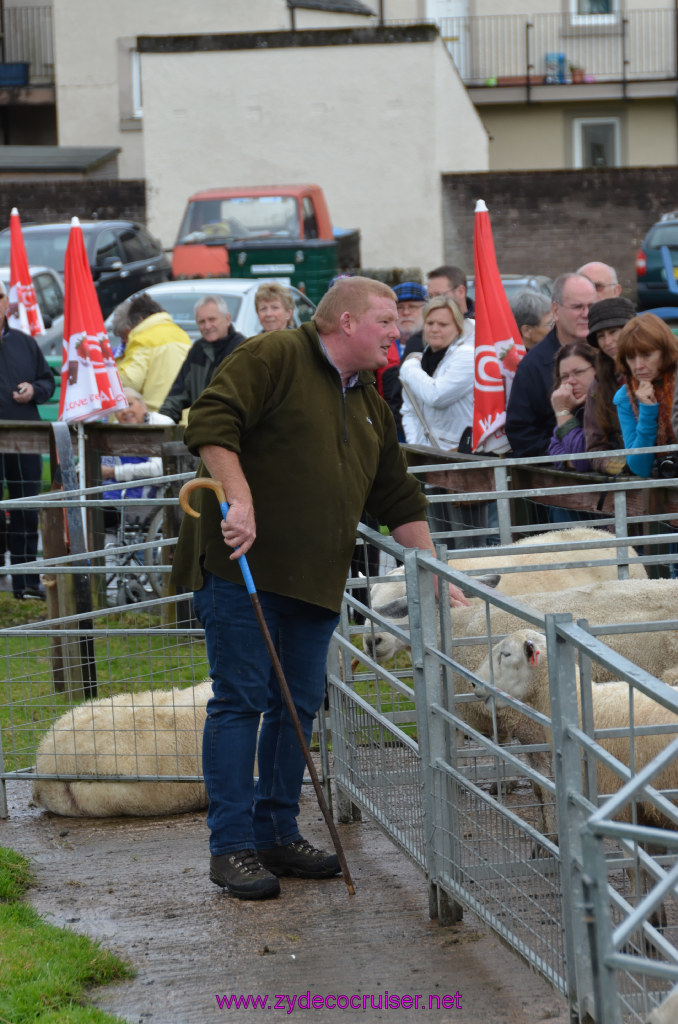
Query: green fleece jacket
170 321 427 611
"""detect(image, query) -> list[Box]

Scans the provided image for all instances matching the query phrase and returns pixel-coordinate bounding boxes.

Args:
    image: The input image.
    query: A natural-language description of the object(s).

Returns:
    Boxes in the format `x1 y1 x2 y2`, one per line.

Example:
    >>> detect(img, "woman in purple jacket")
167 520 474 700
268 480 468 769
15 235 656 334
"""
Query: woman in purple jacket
547 342 598 472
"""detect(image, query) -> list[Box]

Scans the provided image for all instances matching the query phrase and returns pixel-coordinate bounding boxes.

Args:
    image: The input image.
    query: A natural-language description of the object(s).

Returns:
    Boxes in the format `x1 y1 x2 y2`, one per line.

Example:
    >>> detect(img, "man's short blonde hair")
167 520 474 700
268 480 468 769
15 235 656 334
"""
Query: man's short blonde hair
313 276 396 334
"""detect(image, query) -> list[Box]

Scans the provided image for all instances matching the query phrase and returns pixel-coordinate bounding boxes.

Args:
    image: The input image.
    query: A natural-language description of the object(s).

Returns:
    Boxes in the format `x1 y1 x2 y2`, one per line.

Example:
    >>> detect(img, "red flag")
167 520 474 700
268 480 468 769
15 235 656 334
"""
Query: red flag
58 217 127 423
8 207 45 338
471 199 526 453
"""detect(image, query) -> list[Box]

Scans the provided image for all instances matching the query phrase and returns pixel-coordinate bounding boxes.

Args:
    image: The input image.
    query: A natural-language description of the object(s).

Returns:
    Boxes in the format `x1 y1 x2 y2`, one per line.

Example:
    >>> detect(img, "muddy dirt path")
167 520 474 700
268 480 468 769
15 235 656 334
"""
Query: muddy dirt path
1 781 571 1023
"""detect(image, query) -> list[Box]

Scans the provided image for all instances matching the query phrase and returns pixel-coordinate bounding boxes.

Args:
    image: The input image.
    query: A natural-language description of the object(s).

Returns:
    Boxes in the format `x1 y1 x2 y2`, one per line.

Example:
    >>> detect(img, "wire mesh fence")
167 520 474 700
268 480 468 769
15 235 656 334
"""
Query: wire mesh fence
5 429 678 1018
333 510 678 1022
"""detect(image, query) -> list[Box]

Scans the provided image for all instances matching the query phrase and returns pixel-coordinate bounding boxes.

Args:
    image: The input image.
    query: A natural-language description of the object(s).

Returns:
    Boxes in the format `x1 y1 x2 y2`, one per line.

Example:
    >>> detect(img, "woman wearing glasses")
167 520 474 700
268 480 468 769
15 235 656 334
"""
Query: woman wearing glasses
547 342 598 472
614 314 678 478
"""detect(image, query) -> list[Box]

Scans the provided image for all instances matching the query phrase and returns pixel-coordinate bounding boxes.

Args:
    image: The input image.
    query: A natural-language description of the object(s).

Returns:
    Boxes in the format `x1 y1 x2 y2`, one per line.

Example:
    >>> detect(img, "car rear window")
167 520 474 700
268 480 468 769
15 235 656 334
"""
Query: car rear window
153 293 242 333
647 225 678 248
4 229 70 273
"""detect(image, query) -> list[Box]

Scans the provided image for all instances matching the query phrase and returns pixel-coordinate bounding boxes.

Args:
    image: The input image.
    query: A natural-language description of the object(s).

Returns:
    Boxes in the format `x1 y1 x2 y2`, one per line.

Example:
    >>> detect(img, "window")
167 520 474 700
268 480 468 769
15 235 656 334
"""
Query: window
118 228 147 263
570 0 617 26
131 50 143 118
33 273 63 320
573 117 620 168
94 230 122 267
294 293 315 324
117 37 143 129
135 227 163 260
302 198 318 239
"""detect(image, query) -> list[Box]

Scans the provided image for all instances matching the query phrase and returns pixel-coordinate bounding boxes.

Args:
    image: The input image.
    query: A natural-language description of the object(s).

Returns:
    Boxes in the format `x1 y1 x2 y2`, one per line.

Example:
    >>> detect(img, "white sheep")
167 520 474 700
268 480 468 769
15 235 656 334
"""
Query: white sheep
363 578 678 743
368 527 645 623
32 680 214 818
475 628 678 832
450 525 647 593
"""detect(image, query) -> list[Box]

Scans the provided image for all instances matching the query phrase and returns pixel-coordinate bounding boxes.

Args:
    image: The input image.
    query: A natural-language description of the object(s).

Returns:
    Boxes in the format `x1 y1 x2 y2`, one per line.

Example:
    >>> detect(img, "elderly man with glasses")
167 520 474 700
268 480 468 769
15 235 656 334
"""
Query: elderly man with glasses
506 272 597 457
577 260 622 299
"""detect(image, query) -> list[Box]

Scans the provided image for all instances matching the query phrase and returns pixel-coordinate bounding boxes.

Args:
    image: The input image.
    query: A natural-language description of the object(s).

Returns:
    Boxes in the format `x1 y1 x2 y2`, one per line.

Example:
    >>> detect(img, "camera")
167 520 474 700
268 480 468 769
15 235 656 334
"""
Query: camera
656 455 678 479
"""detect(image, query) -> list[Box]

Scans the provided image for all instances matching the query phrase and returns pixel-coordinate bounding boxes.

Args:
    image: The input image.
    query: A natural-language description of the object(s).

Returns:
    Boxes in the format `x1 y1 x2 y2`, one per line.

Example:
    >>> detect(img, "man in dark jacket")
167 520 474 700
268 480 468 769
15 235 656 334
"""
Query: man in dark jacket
506 272 596 457
0 283 55 599
172 276 470 901
158 295 245 424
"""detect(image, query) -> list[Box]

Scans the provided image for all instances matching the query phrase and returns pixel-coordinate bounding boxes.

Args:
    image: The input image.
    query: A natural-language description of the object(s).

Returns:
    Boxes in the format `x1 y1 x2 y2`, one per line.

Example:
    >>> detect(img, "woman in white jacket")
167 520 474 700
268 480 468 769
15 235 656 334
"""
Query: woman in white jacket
399 296 475 448
399 297 483 546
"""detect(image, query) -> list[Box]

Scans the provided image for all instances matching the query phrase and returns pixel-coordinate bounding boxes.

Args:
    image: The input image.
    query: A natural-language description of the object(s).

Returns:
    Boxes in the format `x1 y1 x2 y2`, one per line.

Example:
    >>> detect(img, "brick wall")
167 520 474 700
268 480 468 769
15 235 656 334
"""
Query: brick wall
0 180 146 230
442 167 678 300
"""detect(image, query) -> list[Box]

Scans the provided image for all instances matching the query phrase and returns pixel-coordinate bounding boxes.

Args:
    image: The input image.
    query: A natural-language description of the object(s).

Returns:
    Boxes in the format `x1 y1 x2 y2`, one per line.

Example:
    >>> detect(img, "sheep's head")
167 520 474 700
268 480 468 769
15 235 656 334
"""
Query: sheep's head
362 593 410 662
361 566 501 664
474 629 546 704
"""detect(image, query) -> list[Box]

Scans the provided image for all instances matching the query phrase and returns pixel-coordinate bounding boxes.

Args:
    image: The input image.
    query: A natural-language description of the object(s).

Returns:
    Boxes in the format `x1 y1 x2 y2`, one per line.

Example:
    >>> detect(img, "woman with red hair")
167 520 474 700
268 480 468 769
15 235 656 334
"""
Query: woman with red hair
613 314 678 478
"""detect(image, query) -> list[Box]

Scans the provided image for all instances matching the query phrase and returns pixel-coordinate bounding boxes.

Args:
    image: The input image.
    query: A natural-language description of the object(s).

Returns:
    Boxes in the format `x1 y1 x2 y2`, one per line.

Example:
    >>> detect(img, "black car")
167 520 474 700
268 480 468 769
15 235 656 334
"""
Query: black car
0 220 171 317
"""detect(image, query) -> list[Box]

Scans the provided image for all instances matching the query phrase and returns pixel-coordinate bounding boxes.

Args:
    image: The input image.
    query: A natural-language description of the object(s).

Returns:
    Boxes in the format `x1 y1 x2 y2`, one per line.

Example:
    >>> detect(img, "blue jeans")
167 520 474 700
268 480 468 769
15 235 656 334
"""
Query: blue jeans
193 573 339 855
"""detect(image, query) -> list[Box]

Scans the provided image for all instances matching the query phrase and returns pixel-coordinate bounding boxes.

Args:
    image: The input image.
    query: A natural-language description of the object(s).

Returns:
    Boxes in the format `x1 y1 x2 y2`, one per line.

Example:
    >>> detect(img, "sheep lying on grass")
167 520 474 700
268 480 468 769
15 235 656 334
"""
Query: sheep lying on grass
475 628 678 832
32 681 214 818
363 578 678 742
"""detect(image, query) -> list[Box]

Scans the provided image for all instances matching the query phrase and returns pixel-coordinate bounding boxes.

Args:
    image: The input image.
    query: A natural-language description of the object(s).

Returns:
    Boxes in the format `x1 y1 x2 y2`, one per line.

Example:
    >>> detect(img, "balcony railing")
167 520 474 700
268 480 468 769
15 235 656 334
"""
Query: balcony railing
435 8 678 87
1 4 54 84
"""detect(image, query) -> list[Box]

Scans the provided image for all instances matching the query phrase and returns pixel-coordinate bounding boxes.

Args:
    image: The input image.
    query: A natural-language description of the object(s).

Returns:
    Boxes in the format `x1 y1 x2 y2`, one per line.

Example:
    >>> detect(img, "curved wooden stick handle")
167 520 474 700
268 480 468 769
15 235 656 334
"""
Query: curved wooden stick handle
178 477 226 518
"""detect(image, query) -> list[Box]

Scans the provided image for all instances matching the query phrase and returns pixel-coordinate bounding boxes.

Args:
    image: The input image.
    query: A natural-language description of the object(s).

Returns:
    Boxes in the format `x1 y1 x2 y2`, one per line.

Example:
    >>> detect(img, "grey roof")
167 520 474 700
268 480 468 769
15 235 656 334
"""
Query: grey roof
0 146 120 172
289 0 375 14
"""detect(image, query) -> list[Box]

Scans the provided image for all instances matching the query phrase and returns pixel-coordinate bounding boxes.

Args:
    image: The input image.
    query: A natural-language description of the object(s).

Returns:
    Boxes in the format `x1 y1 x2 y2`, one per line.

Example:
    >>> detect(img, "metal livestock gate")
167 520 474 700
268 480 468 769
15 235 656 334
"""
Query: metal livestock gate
3 449 678 1020
329 532 678 1024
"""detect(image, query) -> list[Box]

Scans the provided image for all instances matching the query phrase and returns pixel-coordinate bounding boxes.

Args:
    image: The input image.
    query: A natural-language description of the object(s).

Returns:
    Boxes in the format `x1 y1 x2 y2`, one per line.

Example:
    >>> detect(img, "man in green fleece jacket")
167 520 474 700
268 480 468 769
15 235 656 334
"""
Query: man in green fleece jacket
171 276 469 900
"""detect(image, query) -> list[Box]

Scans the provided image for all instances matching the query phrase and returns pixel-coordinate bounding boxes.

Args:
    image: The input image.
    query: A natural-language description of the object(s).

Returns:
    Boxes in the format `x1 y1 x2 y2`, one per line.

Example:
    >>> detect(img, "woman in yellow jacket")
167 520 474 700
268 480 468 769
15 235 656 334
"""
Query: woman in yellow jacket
116 293 192 411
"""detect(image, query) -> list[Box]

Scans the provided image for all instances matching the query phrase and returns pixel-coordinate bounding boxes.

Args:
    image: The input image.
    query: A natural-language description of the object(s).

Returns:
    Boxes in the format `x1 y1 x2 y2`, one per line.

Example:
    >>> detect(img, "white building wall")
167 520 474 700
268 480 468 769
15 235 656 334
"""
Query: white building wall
51 0 380 179
139 36 488 270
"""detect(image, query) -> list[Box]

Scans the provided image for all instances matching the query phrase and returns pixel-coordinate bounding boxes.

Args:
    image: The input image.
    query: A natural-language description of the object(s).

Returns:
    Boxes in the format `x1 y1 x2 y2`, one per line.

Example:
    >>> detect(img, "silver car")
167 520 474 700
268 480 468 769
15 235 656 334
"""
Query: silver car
103 278 316 348
0 264 65 356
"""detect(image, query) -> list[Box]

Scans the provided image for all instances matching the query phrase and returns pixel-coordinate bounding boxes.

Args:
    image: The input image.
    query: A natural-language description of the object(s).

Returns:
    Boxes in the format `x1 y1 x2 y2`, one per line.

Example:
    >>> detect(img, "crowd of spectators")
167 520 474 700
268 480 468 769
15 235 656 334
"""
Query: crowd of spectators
6 254 678 587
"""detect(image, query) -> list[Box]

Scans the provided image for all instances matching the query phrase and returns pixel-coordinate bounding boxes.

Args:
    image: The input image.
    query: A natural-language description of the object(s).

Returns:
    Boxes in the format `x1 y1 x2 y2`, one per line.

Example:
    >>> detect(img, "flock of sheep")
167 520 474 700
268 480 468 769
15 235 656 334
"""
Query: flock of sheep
29 526 678 840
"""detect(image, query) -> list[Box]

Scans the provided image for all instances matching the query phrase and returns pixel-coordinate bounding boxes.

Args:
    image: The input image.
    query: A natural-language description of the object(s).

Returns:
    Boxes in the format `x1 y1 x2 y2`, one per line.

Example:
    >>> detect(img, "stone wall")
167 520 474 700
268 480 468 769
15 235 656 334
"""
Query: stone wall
441 167 678 300
0 180 146 229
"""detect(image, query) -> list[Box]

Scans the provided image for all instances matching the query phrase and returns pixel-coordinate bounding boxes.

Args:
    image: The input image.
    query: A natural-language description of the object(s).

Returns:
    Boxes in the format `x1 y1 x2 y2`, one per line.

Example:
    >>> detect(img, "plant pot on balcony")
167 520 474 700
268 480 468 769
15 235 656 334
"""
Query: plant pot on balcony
0 62 29 86
570 67 585 84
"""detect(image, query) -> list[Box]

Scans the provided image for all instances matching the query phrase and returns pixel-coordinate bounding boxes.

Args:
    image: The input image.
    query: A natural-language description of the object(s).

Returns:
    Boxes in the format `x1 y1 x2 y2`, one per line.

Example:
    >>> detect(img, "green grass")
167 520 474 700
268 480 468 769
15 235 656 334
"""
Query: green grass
0 847 133 1024
0 592 210 773
346 631 418 741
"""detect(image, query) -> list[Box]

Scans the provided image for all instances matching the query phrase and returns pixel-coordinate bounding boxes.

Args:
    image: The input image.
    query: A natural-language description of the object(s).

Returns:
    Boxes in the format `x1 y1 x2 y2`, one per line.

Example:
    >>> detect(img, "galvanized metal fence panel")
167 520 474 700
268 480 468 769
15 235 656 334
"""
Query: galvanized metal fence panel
332 486 678 1021
5 449 678 1020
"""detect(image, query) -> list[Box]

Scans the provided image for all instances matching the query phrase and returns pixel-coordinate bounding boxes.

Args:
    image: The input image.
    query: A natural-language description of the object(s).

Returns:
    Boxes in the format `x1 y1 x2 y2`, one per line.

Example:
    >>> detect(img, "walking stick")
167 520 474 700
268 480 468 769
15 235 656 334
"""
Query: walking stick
179 477 356 896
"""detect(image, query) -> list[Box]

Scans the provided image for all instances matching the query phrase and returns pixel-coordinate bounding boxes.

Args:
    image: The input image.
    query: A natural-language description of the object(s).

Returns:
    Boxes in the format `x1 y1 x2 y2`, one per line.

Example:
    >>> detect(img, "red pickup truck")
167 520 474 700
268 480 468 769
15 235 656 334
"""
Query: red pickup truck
171 183 360 303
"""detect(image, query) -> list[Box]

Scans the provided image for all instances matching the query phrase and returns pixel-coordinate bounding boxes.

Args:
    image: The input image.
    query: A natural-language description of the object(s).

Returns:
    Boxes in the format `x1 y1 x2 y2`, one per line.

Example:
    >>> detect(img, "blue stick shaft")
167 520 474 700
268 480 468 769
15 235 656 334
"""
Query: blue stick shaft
219 500 257 595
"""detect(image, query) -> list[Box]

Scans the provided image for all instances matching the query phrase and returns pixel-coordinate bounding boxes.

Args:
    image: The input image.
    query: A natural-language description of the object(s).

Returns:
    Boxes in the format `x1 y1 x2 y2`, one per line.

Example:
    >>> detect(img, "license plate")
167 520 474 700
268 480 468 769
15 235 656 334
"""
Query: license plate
251 264 295 274
673 266 678 279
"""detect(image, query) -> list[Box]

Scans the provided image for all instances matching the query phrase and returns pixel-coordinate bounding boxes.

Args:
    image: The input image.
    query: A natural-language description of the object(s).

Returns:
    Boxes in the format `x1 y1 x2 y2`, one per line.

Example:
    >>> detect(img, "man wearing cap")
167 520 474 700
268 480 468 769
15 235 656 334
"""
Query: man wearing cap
381 282 427 438
394 281 427 356
583 296 636 474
